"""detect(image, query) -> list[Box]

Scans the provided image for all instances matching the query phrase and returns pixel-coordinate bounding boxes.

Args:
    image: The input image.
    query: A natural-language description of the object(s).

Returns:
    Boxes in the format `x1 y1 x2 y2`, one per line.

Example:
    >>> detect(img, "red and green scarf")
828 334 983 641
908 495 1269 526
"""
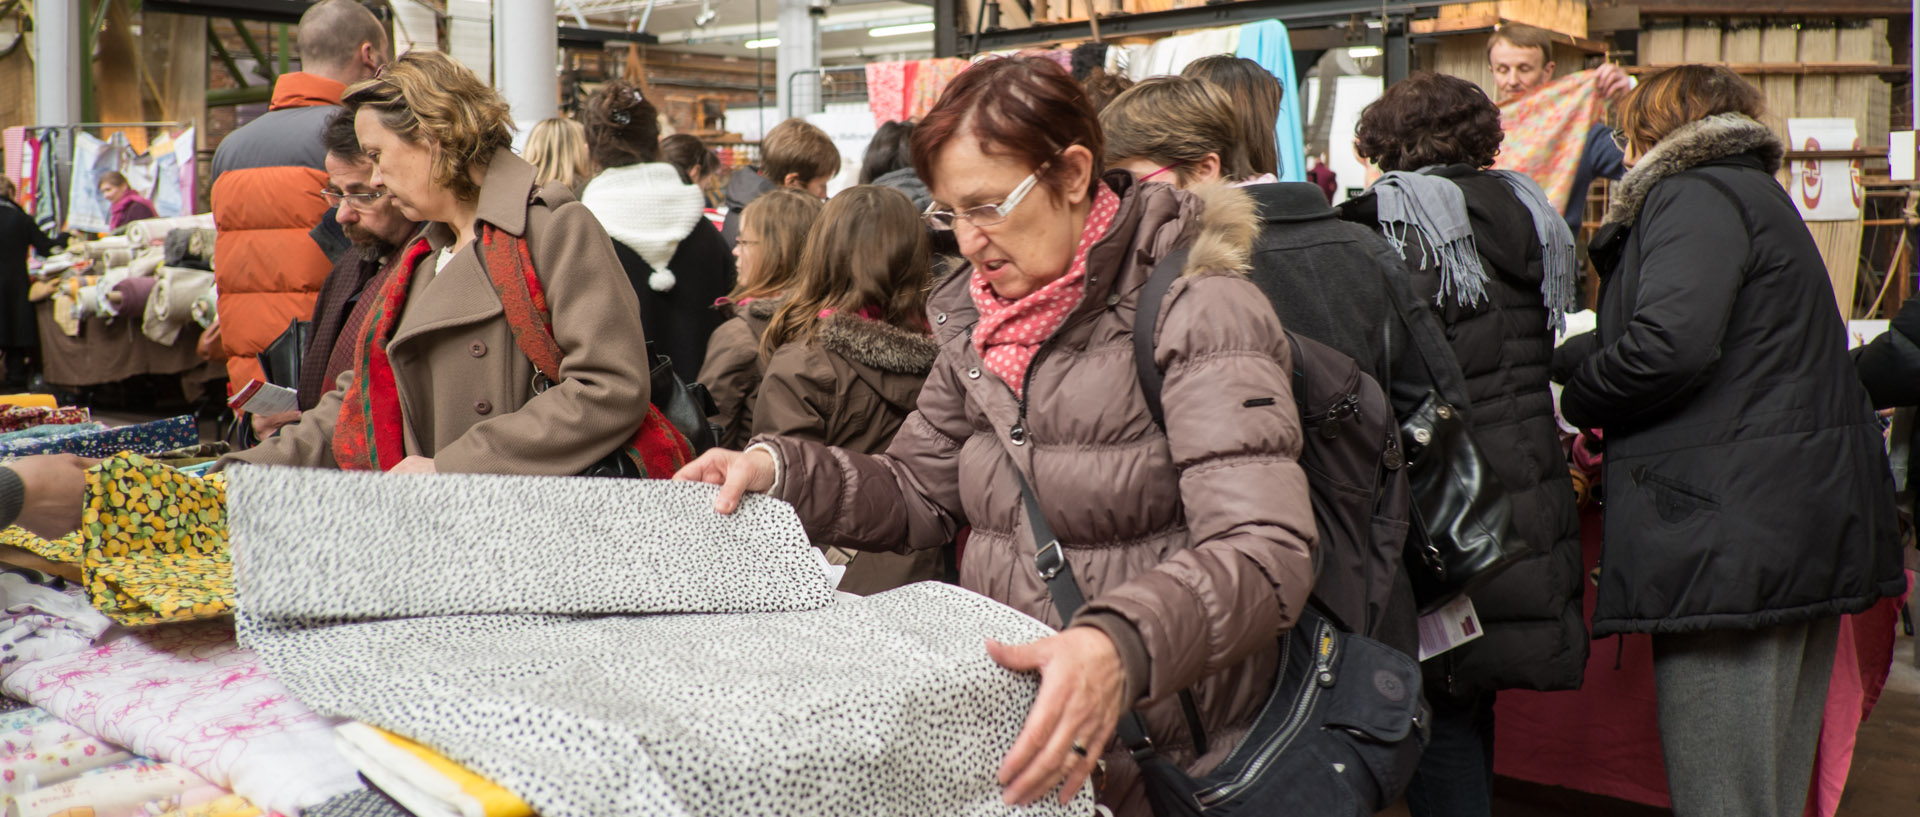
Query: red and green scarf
333 224 693 476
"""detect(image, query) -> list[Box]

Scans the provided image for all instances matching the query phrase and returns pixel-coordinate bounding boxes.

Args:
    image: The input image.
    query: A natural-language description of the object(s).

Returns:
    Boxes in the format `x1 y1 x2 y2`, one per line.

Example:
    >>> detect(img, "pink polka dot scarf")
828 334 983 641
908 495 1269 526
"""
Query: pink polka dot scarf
968 184 1121 397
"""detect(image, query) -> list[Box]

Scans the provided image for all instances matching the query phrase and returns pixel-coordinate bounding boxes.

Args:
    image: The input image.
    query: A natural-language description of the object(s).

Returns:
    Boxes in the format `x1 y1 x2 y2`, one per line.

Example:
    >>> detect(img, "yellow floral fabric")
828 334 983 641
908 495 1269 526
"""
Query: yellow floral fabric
0 525 82 564
80 453 230 626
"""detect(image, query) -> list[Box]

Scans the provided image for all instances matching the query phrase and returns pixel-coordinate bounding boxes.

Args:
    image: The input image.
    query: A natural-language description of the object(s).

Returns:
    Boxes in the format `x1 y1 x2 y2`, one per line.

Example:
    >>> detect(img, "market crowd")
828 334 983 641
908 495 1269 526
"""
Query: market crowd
0 2 1910 816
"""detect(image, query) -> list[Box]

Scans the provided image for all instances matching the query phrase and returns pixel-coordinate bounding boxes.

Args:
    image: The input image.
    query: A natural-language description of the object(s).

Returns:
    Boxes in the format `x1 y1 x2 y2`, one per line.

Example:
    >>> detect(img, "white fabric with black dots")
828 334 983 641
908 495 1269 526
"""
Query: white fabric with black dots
228 468 1094 817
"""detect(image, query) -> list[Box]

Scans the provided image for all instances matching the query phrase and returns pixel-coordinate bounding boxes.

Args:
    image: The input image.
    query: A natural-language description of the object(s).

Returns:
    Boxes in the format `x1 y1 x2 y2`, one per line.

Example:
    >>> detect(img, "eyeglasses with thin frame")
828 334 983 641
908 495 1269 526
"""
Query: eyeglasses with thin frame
923 165 1046 232
1609 128 1631 154
318 188 390 212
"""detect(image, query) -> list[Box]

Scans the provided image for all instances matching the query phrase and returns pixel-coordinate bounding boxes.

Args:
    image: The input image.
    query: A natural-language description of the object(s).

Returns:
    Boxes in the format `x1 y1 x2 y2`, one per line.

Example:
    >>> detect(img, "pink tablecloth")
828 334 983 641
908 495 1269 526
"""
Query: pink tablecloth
1493 509 1909 815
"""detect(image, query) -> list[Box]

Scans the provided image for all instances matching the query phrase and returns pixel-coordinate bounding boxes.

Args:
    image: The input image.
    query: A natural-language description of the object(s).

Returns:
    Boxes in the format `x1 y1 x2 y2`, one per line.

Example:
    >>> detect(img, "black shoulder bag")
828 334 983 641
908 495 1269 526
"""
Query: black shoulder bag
999 251 1428 816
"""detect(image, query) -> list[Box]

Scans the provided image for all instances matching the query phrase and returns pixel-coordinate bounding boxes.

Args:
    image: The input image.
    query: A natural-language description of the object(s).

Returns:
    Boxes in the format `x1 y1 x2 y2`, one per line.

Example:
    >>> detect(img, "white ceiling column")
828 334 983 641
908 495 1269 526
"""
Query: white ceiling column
495 0 559 122
776 0 821 119
33 0 81 126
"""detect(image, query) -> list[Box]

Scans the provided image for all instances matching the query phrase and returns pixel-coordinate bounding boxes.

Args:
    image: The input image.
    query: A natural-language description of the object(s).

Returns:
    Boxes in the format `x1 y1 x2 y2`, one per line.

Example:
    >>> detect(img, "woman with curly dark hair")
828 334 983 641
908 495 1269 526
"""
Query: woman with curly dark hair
1339 71 1583 817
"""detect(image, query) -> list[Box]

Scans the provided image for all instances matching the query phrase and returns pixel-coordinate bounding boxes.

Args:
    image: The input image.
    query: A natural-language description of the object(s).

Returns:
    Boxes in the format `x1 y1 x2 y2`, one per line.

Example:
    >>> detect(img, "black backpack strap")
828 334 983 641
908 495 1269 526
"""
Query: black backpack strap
1015 470 1197 758
1132 248 1191 428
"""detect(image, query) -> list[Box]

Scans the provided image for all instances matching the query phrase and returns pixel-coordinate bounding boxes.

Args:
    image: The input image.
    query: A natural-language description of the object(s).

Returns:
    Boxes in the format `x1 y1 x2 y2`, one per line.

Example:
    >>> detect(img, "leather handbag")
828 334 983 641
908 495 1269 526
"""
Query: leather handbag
646 342 722 455
1005 452 1427 816
259 318 311 389
1397 389 1528 613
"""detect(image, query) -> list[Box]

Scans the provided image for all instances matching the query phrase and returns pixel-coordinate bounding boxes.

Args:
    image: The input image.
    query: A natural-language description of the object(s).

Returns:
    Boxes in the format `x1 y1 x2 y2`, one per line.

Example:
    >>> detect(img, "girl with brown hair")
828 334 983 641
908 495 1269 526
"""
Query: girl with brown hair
697 188 823 450
749 185 944 594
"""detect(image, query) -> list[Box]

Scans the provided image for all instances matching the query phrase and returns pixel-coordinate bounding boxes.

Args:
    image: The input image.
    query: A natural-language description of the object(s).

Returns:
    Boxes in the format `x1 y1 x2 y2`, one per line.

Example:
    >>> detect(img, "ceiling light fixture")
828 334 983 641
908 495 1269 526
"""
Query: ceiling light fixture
869 21 935 38
1347 45 1383 58
694 1 718 27
745 37 781 49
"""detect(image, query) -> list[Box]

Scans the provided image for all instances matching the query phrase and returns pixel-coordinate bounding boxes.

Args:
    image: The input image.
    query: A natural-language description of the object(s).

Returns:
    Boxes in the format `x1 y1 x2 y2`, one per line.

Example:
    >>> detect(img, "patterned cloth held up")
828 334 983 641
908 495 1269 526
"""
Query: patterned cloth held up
80 453 232 626
1495 69 1606 214
969 183 1119 397
332 232 693 476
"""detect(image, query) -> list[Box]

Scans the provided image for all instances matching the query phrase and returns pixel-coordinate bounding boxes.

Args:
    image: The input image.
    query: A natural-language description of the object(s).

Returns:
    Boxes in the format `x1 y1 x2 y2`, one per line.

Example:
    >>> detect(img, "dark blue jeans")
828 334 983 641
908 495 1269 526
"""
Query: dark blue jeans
1405 690 1495 817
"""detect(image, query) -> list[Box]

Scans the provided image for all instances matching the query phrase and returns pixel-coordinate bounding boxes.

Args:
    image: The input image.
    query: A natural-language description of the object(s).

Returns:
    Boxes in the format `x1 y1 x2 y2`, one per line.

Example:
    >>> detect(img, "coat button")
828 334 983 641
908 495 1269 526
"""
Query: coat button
1105 293 1121 307
967 367 981 379
936 312 948 325
470 341 487 358
475 400 493 415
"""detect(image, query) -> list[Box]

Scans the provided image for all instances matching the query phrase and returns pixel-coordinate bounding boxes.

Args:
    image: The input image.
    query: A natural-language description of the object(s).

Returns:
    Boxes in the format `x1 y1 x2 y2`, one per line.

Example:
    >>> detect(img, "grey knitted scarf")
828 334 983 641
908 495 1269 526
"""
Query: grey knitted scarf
1487 169 1579 334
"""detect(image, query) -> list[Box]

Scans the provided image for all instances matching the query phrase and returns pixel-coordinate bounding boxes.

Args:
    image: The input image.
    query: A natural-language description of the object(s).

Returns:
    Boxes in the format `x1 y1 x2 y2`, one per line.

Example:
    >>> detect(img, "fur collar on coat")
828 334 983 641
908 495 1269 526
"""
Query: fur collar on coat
1605 113 1782 226
817 314 939 374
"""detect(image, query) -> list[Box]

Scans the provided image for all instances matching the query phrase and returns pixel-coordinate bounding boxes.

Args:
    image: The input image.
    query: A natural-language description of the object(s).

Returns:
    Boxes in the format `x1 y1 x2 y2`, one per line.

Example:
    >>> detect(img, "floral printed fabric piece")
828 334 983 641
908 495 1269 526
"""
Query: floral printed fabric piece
0 716 135 792
0 573 113 680
864 61 914 128
0 528 81 566
9 757 227 817
1495 70 1605 214
0 415 198 459
970 184 1120 396
81 453 230 626
1 620 361 815
908 59 969 121
0 407 91 435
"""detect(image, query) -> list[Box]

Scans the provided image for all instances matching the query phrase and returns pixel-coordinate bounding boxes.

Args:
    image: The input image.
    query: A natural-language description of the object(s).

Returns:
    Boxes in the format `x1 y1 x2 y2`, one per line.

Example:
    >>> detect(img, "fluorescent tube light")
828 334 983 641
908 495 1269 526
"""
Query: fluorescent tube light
745 37 780 49
870 22 936 38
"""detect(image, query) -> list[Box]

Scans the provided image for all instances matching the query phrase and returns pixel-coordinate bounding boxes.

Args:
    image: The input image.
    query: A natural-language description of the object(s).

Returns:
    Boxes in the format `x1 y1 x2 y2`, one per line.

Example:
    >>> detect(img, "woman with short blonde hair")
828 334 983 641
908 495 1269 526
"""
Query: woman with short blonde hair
1559 64 1901 817
227 50 680 478
1100 77 1251 187
524 117 592 192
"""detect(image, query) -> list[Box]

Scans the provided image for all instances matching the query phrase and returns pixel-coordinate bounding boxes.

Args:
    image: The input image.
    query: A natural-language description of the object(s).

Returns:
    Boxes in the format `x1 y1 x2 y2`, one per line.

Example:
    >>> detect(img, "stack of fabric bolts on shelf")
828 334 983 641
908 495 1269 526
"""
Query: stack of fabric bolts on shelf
29 218 217 344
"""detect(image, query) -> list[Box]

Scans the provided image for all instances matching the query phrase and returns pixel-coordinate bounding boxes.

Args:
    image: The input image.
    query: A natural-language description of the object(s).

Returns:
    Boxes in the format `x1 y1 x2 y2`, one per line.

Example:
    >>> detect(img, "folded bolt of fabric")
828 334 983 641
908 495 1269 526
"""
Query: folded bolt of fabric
0 423 107 447
2 621 362 815
0 732 136 793
150 793 262 817
7 758 226 817
0 415 197 460
227 469 835 621
0 407 92 436
0 572 113 679
333 723 532 817
80 453 231 626
0 396 57 411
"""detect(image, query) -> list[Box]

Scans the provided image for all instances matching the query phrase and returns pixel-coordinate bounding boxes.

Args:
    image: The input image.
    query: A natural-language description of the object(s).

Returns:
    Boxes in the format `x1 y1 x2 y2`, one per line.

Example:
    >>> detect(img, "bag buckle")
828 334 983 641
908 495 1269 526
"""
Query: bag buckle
1035 538 1066 580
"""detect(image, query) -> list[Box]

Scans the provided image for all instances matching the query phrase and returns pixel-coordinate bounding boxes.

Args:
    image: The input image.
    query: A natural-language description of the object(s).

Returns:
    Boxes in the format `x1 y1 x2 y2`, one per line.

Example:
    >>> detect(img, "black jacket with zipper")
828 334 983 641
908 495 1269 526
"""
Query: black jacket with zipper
1559 114 1903 637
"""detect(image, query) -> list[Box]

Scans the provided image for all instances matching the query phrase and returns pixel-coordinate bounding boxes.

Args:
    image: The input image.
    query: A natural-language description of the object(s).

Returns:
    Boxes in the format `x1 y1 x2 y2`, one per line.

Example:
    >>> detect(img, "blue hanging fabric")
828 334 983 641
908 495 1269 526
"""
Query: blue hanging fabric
1237 19 1308 183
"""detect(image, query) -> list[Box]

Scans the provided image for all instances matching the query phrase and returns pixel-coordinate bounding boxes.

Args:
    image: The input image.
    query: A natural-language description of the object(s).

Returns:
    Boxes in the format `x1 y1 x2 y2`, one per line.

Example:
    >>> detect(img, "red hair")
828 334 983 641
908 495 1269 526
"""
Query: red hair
911 57 1105 202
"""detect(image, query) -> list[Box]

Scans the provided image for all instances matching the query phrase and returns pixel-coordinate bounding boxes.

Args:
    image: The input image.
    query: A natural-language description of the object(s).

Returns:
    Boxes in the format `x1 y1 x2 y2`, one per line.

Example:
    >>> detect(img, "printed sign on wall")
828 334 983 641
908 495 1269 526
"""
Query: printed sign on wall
1787 118 1863 222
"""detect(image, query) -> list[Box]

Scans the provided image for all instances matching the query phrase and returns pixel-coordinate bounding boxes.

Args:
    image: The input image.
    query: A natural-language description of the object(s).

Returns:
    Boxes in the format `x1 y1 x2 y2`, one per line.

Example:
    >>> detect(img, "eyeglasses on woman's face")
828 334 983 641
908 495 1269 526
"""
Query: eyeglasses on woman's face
922 165 1046 232
1609 128 1632 154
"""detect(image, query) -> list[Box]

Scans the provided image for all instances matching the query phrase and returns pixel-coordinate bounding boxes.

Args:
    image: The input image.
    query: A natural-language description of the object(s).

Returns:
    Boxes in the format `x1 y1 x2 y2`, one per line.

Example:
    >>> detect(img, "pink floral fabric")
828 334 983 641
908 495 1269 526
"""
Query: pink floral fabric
908 59 969 121
1 619 360 814
865 61 914 128
969 184 1120 396
1495 69 1604 213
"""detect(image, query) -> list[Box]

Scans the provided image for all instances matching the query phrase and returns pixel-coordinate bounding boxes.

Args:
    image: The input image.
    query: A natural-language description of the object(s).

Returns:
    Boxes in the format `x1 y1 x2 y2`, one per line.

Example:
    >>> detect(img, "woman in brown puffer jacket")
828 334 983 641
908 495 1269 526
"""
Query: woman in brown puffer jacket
698 189 822 449
676 57 1316 816
752 185 945 594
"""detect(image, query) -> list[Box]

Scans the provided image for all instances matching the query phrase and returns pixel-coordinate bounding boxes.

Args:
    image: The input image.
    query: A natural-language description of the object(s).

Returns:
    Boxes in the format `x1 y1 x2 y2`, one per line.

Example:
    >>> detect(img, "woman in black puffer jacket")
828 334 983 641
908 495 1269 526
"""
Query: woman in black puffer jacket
1556 65 1902 817
1339 72 1586 817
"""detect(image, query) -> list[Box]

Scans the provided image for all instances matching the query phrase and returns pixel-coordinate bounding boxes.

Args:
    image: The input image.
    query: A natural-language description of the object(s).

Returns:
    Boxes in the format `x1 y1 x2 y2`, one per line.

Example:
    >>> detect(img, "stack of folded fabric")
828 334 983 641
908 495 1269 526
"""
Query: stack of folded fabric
0 415 198 459
230 469 1094 817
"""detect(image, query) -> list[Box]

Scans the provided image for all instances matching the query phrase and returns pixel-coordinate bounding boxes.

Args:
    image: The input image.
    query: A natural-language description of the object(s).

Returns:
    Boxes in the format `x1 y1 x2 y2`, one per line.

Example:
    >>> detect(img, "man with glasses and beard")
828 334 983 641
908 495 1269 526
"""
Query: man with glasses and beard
250 111 423 440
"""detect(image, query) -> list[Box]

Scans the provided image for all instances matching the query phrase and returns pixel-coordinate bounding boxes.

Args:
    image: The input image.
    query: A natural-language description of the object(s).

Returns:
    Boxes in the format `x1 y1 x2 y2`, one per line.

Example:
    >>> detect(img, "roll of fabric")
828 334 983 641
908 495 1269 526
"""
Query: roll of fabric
126 214 216 247
109 277 158 326
144 267 215 345
163 229 214 271
129 246 166 279
190 287 218 329
103 247 133 268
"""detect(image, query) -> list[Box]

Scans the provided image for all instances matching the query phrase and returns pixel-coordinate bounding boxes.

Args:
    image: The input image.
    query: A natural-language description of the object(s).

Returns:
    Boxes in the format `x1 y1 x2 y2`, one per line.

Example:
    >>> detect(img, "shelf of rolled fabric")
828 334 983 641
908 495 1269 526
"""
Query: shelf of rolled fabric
30 224 217 389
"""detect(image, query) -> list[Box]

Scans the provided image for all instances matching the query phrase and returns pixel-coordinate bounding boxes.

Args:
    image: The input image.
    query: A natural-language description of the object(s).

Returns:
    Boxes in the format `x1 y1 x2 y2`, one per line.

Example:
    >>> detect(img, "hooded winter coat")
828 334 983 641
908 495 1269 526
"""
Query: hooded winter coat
1560 114 1903 636
752 174 1316 815
755 313 945 594
720 167 778 246
584 163 737 380
699 298 781 451
1341 167 1587 696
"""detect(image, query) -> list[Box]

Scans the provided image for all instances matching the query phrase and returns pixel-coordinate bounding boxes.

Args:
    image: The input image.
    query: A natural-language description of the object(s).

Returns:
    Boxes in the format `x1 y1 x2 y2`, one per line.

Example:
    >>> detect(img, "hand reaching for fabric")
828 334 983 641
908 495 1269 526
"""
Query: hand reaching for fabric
672 447 775 513
987 626 1126 806
8 454 98 538
389 456 437 475
1595 63 1632 99
250 410 301 440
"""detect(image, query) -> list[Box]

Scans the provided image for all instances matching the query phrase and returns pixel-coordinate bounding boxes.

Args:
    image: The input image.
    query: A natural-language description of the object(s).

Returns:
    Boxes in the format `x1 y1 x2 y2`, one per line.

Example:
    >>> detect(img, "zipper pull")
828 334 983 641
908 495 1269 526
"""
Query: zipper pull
1008 423 1027 446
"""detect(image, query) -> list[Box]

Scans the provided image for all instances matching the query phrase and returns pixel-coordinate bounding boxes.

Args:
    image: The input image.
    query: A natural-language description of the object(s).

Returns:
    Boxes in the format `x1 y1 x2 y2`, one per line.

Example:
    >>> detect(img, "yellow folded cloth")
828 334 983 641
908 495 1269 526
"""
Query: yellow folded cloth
333 723 532 817
0 394 58 409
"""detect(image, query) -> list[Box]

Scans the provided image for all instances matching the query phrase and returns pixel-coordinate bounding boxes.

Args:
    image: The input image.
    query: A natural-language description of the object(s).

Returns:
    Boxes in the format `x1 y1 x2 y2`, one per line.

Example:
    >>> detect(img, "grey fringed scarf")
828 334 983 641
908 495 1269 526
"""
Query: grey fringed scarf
1369 168 1578 334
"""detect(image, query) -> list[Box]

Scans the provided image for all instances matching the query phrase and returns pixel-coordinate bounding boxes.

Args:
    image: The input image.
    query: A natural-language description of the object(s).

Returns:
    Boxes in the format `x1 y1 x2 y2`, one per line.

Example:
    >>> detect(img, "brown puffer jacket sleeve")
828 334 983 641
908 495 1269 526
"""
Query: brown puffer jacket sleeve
1079 272 1317 705
757 340 971 555
698 316 763 450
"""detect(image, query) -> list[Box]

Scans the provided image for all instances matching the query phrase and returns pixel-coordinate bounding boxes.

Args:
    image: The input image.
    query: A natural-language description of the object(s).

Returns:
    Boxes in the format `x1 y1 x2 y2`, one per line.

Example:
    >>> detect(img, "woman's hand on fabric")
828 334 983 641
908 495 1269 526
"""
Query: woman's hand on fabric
389 456 438 475
672 448 775 514
987 626 1126 806
9 454 97 538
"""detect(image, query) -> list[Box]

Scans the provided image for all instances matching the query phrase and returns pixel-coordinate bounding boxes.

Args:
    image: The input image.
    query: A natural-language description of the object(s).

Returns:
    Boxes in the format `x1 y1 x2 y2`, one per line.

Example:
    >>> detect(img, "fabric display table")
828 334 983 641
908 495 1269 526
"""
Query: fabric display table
1492 508 1910 816
0 455 1094 816
34 300 206 388
29 222 217 390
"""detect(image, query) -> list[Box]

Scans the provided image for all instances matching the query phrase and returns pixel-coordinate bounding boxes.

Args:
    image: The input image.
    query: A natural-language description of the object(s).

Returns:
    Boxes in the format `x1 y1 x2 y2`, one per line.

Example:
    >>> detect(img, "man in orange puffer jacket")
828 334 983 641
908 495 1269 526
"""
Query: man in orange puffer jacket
211 0 388 437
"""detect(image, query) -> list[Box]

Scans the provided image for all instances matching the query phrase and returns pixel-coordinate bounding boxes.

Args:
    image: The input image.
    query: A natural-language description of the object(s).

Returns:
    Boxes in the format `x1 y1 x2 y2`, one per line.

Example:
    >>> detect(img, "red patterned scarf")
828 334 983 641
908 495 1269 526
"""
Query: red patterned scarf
969 184 1120 396
333 226 693 475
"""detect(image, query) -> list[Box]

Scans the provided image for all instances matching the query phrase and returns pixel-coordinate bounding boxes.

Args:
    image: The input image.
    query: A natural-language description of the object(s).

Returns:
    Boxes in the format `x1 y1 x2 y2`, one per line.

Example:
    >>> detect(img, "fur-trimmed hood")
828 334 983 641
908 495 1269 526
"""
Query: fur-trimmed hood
817 313 939 375
1606 113 1782 226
